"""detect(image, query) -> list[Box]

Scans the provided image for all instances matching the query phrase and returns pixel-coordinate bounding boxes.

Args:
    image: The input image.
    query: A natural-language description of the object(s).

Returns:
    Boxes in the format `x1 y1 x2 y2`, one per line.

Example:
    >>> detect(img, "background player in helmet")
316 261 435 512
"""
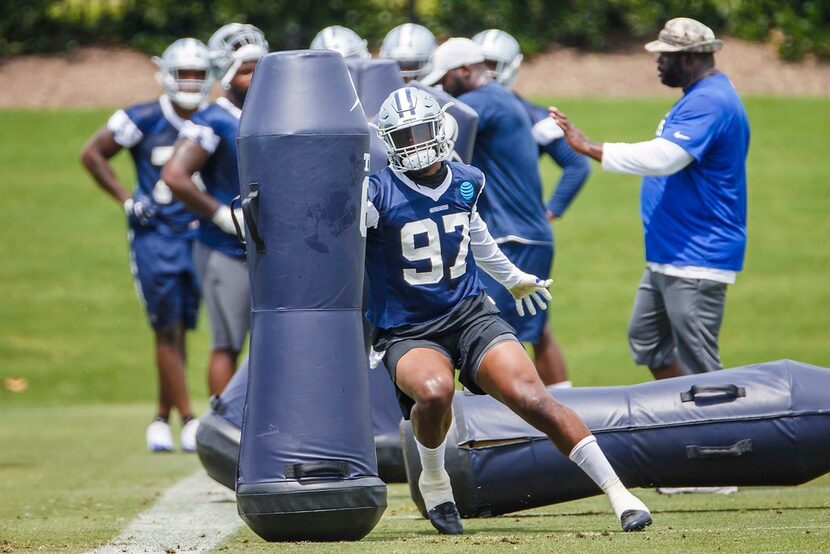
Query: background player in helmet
473 28 591 222
380 23 437 82
80 37 211 452
162 23 268 395
367 86 652 536
471 29 593 387
310 25 371 59
421 38 567 386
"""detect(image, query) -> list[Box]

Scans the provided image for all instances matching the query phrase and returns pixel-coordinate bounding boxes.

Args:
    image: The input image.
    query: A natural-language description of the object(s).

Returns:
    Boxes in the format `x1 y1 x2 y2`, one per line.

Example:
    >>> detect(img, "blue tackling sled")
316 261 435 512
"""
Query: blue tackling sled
401 360 830 518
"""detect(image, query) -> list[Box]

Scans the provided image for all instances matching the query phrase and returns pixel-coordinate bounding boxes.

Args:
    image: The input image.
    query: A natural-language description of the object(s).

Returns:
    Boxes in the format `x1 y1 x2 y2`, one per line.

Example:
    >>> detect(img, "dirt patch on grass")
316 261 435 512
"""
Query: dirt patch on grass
0 46 158 109
0 37 827 108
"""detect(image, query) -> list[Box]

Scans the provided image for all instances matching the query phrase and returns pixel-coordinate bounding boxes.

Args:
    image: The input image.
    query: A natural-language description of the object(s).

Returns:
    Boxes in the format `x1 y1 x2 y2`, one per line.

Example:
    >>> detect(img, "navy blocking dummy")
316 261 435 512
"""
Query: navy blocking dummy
344 58 403 175
345 57 405 118
196 355 408 488
235 50 386 541
194 358 247 490
402 360 830 518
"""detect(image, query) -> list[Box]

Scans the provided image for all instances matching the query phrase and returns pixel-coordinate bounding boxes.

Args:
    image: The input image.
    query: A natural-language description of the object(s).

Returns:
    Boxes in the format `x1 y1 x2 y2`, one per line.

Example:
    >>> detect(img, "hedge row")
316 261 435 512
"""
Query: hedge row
1 0 828 61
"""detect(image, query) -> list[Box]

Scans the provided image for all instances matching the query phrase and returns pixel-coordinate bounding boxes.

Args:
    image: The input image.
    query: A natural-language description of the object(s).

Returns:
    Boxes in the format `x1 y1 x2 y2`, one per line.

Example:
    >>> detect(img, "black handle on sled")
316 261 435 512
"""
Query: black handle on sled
687 439 753 459
240 183 266 253
680 384 746 403
285 460 349 480
230 195 245 246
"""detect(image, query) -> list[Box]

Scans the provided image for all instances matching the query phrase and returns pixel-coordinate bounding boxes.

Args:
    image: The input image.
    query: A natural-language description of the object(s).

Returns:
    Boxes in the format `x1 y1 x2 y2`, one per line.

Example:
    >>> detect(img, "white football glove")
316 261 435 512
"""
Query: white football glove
211 205 245 238
123 197 157 226
508 272 553 317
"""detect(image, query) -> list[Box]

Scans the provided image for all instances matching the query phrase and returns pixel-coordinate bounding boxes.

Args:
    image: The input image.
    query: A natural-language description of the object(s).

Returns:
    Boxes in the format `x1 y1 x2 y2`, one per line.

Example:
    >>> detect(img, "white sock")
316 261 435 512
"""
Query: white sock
550 380 573 389
416 436 454 510
568 435 650 519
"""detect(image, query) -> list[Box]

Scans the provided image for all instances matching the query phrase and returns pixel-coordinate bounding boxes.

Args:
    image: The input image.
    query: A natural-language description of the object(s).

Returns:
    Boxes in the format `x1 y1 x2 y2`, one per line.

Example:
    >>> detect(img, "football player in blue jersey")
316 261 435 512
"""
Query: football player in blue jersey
310 25 371 59
472 29 591 223
366 87 651 535
472 29 592 387
80 38 212 452
162 24 268 395
380 23 437 83
421 38 571 386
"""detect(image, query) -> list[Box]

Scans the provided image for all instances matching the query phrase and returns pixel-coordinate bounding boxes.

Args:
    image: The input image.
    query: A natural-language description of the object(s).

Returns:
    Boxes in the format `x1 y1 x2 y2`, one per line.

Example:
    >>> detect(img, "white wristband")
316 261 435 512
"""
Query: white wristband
211 205 236 235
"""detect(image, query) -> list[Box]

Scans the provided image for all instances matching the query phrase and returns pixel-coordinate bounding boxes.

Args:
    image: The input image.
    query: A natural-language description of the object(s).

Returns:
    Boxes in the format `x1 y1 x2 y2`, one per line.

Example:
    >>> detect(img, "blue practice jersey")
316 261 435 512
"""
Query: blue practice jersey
107 95 198 237
365 162 487 330
180 97 245 260
459 82 552 245
514 94 591 218
643 73 750 271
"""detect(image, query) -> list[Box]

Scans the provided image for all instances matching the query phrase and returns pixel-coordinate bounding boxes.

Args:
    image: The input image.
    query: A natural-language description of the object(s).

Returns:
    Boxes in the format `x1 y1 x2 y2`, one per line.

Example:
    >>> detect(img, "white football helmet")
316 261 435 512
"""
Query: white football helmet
380 23 437 81
208 23 269 90
472 29 523 86
310 25 370 59
152 38 212 110
375 87 452 172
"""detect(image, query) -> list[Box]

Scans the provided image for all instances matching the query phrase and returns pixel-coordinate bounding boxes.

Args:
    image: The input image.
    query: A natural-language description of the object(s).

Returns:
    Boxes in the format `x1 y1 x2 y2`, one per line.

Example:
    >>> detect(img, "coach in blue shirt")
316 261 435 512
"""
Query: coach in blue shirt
422 38 570 387
551 18 750 379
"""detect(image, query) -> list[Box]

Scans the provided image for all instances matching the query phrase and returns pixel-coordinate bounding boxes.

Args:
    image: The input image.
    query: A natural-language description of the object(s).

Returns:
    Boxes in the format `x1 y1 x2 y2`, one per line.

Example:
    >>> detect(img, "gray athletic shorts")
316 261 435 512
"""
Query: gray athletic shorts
375 293 518 419
193 242 251 352
628 268 727 374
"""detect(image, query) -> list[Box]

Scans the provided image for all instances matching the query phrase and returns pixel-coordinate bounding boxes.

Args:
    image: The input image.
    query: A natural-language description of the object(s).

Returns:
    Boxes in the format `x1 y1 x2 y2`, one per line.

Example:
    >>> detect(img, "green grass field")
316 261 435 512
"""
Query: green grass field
1 97 829 552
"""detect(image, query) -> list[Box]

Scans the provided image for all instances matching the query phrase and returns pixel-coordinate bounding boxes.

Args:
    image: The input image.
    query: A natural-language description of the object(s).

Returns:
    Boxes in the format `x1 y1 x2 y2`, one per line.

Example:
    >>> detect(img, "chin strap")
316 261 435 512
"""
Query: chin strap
475 73 493 88
220 59 241 90
219 44 267 90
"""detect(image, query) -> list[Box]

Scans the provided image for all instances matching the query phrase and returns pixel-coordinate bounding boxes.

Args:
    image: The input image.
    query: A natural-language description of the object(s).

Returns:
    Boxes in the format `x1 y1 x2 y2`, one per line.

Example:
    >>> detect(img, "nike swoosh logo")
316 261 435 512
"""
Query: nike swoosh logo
673 131 691 140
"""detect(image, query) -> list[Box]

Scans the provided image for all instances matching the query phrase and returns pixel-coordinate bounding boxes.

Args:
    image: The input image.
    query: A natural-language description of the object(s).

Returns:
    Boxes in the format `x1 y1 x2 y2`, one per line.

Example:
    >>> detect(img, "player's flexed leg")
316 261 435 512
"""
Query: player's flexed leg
366 87 651 535
481 345 649 529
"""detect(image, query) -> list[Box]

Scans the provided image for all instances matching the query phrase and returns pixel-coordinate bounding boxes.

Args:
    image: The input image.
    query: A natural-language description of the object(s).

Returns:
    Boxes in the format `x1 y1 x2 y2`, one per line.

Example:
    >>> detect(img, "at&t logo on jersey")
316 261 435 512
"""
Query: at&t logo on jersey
459 181 475 201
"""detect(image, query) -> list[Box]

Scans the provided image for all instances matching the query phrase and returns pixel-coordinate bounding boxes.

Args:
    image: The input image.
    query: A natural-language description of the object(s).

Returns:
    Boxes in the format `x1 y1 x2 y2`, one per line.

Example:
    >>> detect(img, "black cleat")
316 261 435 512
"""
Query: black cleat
621 509 652 532
427 501 464 535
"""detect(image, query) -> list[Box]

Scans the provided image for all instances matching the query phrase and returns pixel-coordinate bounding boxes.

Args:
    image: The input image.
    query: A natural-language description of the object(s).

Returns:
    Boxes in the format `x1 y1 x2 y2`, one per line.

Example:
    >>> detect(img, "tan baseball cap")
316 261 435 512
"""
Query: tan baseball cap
420 37 486 86
645 17 723 53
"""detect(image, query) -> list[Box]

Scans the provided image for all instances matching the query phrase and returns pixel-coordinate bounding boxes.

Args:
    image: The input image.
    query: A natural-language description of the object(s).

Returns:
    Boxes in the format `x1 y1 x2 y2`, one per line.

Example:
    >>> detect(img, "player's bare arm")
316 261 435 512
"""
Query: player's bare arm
548 107 603 162
80 127 130 204
161 137 217 218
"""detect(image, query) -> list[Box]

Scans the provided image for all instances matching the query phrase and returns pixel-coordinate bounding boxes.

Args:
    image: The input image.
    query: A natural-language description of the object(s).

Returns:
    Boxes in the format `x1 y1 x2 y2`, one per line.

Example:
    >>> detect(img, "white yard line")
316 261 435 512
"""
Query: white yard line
89 471 241 554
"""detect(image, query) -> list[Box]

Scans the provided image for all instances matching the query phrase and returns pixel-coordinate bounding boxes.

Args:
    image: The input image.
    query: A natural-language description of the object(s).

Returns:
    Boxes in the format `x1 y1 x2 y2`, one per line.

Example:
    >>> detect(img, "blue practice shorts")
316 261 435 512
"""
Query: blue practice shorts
129 230 200 331
478 241 553 343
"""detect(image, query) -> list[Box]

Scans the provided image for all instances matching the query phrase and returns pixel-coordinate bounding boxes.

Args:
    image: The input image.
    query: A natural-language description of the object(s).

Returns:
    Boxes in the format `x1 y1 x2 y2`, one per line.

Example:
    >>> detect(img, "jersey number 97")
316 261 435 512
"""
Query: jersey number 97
401 213 470 286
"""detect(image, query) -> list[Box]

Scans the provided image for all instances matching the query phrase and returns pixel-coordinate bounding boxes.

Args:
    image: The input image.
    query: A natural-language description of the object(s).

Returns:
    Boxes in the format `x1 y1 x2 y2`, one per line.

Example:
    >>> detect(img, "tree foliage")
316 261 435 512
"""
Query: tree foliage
1 0 828 61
